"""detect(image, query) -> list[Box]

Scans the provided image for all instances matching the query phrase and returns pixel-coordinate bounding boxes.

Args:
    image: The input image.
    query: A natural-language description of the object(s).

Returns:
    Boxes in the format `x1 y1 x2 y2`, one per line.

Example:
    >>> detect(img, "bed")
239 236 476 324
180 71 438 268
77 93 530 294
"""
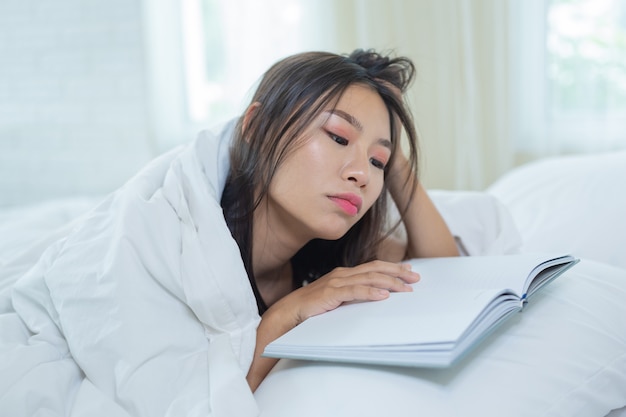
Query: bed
0 149 625 416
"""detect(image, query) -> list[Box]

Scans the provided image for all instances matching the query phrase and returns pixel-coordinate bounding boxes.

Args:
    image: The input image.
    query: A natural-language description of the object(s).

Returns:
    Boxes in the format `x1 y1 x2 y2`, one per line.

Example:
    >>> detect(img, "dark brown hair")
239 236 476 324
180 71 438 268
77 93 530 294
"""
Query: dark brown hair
221 49 418 313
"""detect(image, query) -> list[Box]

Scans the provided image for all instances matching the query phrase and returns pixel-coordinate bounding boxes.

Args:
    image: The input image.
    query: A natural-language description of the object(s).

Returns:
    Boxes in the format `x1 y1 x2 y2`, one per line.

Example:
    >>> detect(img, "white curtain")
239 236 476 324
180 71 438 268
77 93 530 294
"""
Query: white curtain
329 0 514 190
511 0 626 158
147 0 339 151
164 0 516 190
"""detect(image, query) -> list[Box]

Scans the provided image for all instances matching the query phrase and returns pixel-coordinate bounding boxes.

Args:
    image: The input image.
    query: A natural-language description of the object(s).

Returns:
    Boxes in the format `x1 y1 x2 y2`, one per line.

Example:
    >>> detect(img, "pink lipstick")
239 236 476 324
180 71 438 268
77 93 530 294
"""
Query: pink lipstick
328 193 362 216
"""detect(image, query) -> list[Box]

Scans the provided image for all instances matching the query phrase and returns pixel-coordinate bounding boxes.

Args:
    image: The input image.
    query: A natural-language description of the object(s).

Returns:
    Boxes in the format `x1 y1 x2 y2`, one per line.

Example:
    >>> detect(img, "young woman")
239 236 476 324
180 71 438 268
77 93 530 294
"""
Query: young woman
1 49 457 416
220 49 459 390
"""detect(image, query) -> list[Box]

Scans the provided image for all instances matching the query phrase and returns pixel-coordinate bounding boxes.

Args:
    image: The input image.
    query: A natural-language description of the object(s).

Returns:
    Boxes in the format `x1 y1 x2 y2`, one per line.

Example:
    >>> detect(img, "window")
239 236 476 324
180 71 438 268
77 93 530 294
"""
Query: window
180 0 335 126
512 0 626 154
143 0 335 151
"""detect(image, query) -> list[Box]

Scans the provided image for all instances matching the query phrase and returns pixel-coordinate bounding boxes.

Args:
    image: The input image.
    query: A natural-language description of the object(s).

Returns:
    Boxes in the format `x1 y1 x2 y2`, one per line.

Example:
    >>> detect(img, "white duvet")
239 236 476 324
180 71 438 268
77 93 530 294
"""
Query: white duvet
0 121 261 416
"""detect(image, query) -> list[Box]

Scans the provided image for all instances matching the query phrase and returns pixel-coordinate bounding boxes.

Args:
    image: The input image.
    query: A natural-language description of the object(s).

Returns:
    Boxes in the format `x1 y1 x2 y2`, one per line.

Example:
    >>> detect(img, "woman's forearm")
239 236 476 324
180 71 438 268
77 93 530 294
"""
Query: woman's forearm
387 157 459 259
246 306 295 392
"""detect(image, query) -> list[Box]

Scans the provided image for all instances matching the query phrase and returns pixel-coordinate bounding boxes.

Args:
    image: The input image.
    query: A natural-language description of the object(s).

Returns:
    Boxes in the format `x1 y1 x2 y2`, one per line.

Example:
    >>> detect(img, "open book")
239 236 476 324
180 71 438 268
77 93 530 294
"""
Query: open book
263 253 579 368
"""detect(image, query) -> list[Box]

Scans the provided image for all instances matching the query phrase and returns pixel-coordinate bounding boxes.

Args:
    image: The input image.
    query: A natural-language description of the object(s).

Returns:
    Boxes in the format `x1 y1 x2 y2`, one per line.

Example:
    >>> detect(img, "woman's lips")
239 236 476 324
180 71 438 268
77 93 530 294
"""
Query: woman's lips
328 193 362 216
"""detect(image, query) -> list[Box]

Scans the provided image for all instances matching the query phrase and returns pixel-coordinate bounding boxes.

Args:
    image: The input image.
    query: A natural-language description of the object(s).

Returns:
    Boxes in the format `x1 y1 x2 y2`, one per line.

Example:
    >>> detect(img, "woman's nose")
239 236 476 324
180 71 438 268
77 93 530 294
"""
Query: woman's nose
343 155 370 187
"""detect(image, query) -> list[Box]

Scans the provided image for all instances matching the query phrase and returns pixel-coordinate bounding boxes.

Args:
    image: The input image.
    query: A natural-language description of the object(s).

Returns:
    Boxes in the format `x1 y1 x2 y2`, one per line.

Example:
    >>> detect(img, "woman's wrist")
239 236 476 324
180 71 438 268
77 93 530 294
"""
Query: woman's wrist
257 295 304 350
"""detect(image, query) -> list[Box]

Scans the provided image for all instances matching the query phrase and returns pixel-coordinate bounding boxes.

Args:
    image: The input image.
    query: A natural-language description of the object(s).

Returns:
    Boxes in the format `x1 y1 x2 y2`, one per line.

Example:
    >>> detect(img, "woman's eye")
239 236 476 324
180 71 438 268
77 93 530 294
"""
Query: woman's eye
370 158 386 170
328 132 349 146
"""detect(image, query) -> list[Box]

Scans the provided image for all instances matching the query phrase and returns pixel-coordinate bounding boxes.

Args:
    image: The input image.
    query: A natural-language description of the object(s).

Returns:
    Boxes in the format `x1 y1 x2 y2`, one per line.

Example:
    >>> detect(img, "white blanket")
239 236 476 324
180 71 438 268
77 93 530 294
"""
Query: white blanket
0 121 261 416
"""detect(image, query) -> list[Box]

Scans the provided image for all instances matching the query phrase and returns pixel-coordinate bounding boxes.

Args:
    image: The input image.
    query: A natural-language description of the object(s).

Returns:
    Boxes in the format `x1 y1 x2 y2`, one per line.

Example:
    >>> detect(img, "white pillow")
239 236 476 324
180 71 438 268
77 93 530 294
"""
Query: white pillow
255 259 626 417
487 151 626 270
429 190 522 256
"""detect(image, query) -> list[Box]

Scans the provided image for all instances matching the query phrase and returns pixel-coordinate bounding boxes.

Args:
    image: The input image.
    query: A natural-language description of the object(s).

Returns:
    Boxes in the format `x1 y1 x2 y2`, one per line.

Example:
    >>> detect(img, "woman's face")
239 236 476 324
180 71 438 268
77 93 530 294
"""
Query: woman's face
263 84 391 244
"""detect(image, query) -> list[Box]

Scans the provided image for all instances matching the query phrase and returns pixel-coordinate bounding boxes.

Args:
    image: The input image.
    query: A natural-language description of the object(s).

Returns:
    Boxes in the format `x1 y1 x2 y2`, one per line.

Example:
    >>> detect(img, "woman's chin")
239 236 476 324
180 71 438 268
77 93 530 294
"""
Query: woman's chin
314 220 355 241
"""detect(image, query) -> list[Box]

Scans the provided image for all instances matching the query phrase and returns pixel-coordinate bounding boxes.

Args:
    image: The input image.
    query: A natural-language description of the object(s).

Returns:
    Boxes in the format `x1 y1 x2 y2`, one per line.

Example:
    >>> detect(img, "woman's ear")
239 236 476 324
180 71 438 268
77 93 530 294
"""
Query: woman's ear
242 102 261 141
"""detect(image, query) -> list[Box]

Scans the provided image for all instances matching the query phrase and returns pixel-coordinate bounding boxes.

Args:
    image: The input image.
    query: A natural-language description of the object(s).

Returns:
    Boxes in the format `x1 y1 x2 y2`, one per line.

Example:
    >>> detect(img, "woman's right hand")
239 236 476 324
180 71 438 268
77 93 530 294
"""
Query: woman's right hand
275 260 420 326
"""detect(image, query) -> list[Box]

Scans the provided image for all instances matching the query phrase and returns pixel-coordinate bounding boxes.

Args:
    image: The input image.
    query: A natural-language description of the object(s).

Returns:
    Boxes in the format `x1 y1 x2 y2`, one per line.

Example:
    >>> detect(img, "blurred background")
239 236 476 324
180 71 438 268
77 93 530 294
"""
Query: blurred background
1 0 625 208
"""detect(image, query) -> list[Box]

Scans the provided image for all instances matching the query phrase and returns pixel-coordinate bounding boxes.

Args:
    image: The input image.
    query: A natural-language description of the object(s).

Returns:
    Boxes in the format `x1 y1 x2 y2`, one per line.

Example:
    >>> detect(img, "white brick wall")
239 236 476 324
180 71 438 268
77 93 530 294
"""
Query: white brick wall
0 0 156 207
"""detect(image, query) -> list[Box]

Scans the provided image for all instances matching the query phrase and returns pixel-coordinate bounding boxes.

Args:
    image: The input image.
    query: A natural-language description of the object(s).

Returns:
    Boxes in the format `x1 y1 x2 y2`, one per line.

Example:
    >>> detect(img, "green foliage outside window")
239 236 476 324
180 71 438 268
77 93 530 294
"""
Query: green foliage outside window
547 0 626 115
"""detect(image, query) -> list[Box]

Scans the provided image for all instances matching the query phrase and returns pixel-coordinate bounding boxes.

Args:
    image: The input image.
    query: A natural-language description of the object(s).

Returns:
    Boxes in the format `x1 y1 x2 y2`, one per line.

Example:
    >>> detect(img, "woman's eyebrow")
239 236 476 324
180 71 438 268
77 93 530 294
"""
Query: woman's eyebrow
327 109 363 131
377 138 392 150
